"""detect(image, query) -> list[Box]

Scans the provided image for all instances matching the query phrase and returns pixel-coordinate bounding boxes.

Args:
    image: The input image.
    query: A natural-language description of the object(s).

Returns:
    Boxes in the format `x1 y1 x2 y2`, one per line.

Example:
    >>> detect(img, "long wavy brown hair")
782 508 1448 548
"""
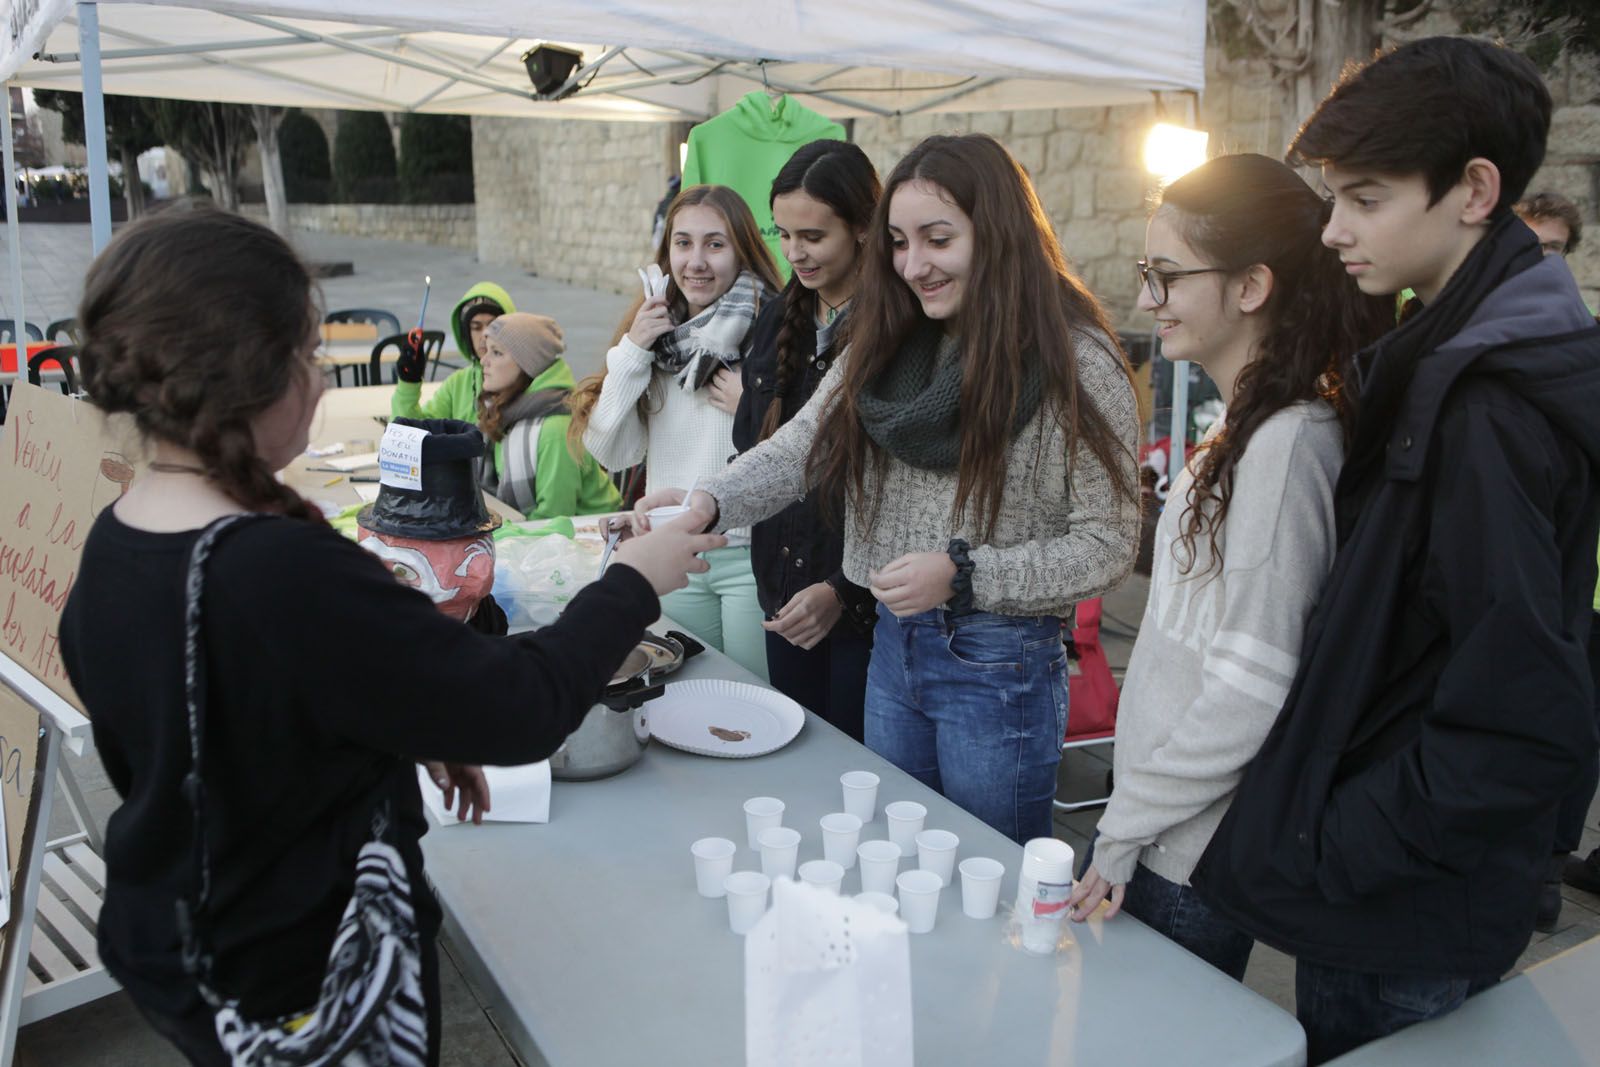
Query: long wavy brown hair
476 368 533 443
566 184 782 451
77 202 326 523
807 134 1136 541
1159 153 1395 575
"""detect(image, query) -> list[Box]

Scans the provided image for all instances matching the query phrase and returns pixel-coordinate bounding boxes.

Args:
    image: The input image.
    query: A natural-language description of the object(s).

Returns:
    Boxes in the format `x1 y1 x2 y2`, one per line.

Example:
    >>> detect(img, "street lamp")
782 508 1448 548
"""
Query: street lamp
1143 123 1209 185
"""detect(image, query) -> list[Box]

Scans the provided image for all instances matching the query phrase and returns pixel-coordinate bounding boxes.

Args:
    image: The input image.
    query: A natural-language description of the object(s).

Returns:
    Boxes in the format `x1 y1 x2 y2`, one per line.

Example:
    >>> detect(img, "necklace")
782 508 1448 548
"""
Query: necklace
148 461 208 476
817 293 850 326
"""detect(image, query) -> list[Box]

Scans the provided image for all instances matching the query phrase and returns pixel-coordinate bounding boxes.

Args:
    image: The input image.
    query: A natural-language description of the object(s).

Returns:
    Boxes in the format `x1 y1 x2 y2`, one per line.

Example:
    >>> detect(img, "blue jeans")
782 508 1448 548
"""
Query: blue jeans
865 604 1067 844
1121 865 1253 980
1295 959 1499 1064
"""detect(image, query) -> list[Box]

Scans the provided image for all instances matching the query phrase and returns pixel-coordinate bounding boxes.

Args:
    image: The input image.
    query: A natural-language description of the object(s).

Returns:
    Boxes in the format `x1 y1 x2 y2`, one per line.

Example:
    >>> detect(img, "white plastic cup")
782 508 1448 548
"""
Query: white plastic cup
797 859 845 895
724 870 771 934
884 801 927 854
855 891 899 915
743 796 785 849
1014 837 1076 955
691 836 736 898
819 813 863 869
857 839 902 895
959 857 1005 919
896 869 943 933
840 770 880 822
647 504 692 528
757 826 802 881
915 829 960 887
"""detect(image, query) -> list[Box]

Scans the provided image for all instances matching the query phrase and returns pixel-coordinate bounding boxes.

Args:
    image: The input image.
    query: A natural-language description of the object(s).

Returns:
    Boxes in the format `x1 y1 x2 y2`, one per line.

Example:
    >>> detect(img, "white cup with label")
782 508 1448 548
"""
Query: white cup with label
1013 837 1075 955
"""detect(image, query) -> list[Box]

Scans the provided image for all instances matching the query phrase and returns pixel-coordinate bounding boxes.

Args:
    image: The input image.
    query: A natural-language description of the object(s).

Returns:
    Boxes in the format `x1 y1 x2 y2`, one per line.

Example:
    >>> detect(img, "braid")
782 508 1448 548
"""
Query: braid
758 277 816 441
195 416 326 523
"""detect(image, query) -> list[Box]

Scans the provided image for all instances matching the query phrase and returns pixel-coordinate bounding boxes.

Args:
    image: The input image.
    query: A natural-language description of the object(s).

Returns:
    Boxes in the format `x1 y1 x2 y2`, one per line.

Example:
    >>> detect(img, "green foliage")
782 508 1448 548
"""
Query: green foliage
279 109 332 203
32 90 162 156
333 110 397 203
397 112 474 203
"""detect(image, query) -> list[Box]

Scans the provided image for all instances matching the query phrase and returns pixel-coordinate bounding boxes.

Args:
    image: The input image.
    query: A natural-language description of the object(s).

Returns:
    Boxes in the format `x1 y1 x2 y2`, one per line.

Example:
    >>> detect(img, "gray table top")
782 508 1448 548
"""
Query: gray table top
420 624 1307 1066
1325 936 1600 1065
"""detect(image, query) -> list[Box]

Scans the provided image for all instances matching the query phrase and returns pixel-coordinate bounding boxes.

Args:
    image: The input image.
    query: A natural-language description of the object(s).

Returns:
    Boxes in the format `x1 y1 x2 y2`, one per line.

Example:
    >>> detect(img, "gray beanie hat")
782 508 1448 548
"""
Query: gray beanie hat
484 313 565 379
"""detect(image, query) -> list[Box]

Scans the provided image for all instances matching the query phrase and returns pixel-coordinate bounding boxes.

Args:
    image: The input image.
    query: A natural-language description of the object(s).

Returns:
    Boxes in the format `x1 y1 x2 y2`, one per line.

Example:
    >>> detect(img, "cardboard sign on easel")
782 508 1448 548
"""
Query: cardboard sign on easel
0 686 43 945
0 383 139 718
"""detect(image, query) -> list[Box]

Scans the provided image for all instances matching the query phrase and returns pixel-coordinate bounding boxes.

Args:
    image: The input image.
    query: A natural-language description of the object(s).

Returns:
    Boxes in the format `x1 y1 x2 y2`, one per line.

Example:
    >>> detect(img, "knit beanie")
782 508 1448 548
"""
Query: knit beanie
484 313 566 379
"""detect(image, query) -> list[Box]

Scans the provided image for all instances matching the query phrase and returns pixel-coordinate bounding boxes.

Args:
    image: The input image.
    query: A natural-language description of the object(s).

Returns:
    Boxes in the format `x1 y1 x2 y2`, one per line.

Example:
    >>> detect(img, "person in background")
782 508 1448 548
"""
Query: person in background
1515 190 1583 258
391 282 515 420
642 135 1141 844
571 184 783 680
1065 154 1394 978
727 139 881 740
475 312 622 520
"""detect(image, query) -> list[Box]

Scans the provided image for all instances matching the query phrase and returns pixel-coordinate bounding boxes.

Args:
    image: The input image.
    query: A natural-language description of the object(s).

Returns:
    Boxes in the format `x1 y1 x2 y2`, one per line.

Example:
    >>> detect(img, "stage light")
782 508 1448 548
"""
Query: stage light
522 44 584 100
1143 123 1209 184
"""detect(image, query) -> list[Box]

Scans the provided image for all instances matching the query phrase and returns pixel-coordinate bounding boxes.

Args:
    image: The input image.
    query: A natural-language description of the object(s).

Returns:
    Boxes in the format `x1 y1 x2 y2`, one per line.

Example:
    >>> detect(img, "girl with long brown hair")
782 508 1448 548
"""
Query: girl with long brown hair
56 204 722 1065
639 134 1141 844
1064 154 1395 977
572 184 782 680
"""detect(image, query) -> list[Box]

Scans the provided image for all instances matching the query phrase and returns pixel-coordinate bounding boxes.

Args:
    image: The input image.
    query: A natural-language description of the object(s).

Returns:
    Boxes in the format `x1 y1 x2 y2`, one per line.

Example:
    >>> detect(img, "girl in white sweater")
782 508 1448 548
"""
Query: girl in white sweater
571 185 782 679
1066 154 1395 977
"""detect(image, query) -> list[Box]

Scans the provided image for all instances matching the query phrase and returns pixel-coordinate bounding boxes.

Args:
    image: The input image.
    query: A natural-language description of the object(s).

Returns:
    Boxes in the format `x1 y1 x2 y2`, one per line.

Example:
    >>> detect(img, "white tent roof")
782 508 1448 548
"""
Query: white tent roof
2 1 1205 121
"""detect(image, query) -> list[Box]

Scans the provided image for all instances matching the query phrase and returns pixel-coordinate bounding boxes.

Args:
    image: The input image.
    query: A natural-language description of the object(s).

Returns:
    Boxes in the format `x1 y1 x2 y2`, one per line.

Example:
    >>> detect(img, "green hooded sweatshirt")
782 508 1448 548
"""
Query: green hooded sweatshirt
390 281 516 422
489 358 623 520
681 92 844 276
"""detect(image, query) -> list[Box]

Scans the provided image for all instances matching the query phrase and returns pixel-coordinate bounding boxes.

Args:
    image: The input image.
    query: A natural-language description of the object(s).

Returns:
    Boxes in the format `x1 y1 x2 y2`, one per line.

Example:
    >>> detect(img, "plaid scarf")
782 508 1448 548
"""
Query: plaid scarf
654 270 766 391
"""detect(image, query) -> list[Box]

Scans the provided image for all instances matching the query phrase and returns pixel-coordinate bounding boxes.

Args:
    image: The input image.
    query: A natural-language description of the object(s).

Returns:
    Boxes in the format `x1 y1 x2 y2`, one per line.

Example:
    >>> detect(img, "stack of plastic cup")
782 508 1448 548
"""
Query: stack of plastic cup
915 829 960 886
758 826 802 881
743 796 785 849
857 840 902 895
885 801 927 854
724 871 771 934
1013 838 1075 955
959 857 1005 919
896 869 943 933
820 813 863 869
690 837 736 898
797 859 845 894
840 771 880 822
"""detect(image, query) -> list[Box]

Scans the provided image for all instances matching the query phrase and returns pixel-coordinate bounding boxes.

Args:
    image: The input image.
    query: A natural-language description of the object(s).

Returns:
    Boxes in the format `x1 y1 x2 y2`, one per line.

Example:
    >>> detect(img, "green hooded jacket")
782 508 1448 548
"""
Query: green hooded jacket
390 281 516 422
488 358 623 520
681 93 843 276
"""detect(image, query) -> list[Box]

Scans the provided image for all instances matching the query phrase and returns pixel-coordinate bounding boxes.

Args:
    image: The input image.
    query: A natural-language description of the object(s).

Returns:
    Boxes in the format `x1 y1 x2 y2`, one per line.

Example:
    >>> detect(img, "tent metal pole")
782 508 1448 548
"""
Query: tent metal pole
38 27 403 64
409 38 517 110
666 55 895 117
77 3 112 253
2 85 25 356
899 77 1000 116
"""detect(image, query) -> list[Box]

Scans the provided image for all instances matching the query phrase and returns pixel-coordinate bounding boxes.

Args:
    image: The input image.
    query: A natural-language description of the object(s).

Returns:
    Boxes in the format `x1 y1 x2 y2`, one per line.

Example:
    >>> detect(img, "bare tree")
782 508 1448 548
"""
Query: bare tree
251 105 288 236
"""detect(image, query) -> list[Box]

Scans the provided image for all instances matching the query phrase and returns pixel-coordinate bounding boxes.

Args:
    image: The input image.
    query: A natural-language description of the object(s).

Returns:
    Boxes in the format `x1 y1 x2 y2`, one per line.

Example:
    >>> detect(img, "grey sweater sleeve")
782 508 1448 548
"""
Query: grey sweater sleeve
1091 411 1342 885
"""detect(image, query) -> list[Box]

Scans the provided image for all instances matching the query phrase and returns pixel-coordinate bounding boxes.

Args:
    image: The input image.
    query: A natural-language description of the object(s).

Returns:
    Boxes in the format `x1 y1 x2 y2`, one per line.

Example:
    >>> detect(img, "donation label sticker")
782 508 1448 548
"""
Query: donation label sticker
378 423 427 490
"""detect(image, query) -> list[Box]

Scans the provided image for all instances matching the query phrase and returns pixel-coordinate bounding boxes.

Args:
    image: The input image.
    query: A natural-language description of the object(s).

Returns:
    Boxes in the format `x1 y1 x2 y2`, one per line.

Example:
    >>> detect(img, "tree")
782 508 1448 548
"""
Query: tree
148 100 256 211
32 90 161 216
250 105 288 236
279 109 332 203
398 112 473 203
333 110 396 204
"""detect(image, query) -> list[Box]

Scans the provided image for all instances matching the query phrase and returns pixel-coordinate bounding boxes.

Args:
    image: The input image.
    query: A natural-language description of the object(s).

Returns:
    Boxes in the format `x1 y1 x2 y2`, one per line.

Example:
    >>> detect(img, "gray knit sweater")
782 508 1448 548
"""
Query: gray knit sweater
1092 400 1344 887
700 329 1140 618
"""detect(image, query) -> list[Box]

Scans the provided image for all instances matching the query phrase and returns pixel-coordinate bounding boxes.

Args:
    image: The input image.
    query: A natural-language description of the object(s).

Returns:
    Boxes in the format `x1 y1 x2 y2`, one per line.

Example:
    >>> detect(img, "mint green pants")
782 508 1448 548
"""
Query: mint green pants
660 545 769 682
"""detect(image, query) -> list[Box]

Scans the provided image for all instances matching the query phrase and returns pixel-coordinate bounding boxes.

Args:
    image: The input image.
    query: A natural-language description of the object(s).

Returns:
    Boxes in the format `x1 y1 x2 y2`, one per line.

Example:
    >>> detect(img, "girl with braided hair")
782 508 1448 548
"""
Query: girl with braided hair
57 204 723 1065
727 140 880 741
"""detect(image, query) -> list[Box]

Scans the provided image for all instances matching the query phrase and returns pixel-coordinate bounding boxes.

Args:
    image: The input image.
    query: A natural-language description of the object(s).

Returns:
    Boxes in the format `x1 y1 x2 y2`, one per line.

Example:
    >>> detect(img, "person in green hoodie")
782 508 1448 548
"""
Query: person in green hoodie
391 281 516 420
476 312 622 519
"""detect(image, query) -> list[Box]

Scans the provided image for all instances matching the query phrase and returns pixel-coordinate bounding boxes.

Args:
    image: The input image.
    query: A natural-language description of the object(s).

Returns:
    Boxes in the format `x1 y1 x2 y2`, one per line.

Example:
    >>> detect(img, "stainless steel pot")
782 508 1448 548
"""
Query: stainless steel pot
548 632 701 781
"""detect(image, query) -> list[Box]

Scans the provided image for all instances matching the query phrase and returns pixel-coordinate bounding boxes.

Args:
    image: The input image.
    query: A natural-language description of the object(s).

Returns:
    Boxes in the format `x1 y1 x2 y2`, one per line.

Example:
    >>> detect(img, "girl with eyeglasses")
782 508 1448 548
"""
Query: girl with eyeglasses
638 134 1142 844
1065 153 1394 977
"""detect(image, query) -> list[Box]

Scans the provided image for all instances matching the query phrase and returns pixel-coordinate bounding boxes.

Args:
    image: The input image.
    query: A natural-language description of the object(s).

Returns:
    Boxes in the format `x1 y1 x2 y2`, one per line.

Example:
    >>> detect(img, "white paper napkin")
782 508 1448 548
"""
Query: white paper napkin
415 761 551 825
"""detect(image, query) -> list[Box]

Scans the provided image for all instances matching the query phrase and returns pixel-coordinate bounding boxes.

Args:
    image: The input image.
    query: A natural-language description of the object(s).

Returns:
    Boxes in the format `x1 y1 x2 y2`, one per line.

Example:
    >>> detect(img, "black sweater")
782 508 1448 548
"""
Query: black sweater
59 511 658 1019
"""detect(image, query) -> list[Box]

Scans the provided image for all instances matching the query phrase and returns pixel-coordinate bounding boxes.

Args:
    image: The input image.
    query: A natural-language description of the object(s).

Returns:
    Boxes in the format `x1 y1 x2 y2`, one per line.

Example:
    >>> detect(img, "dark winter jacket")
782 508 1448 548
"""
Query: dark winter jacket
1193 225 1600 978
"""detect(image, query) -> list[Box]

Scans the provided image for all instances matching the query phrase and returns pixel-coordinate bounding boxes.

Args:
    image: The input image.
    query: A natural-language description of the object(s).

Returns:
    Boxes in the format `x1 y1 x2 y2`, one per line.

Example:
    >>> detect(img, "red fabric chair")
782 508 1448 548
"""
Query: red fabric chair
1054 597 1119 812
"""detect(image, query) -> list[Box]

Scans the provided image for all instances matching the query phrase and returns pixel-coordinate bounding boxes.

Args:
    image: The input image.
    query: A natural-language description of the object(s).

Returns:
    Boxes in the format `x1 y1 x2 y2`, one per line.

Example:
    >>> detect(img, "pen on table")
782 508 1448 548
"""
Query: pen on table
350 475 381 483
323 475 343 488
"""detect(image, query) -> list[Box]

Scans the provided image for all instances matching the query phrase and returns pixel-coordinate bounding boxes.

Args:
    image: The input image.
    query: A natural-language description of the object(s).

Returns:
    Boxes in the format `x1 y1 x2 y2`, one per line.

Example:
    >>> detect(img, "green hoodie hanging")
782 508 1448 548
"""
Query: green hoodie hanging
681 92 844 277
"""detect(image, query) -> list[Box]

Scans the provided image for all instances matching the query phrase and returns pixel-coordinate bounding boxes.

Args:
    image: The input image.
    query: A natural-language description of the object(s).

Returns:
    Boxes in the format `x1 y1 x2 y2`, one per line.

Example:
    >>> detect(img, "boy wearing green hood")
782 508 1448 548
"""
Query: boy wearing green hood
391 281 516 421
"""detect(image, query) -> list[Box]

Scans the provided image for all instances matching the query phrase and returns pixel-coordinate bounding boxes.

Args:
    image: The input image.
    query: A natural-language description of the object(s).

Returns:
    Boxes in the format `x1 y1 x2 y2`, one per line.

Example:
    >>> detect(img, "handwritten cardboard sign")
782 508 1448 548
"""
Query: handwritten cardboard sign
0 384 138 713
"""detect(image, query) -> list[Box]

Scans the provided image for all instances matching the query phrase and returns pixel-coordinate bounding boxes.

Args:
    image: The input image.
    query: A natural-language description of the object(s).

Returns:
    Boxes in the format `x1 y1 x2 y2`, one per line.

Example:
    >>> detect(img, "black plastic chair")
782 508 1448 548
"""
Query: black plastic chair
326 308 402 339
29 345 79 394
45 317 81 344
370 331 444 387
1 321 43 344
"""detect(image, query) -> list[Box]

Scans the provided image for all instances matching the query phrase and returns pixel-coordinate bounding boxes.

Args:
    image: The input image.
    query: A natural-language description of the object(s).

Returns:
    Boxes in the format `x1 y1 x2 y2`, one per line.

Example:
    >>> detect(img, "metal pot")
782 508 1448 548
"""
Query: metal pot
548 632 701 781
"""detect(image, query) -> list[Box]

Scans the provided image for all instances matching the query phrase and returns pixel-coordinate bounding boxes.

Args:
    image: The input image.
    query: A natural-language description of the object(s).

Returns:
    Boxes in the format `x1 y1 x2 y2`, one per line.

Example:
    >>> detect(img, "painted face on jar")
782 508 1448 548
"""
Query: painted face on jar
887 179 973 321
669 204 739 317
357 531 496 623
774 190 863 310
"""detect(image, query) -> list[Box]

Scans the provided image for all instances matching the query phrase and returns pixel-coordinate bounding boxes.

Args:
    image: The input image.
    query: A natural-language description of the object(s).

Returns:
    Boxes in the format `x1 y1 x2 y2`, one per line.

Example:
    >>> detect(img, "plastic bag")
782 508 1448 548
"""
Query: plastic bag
491 523 598 629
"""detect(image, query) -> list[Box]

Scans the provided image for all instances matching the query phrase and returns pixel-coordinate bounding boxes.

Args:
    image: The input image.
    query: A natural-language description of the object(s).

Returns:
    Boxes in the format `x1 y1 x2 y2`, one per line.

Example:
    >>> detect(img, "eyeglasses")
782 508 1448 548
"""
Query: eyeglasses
1137 259 1227 307
1538 241 1569 257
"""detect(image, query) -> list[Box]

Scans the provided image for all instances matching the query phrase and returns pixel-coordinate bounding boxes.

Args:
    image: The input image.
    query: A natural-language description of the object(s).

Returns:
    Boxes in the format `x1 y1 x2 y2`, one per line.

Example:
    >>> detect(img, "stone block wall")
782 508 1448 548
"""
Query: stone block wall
240 203 477 250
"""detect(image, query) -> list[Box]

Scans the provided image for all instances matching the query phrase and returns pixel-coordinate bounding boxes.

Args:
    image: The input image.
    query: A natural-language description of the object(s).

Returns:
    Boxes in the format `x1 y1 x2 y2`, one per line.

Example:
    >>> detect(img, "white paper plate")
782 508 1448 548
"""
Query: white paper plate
648 679 805 758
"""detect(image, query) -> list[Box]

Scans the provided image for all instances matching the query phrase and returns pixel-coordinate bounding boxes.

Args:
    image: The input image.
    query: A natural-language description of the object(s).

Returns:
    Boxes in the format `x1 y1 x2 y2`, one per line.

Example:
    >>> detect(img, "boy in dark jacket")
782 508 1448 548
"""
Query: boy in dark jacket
1193 36 1600 1064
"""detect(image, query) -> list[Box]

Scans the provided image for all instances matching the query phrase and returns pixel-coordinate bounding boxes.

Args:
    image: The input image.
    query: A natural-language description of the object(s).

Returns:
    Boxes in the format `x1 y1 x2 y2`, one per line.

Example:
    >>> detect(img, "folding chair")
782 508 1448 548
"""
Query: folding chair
1053 597 1120 812
29 345 80 395
370 331 444 387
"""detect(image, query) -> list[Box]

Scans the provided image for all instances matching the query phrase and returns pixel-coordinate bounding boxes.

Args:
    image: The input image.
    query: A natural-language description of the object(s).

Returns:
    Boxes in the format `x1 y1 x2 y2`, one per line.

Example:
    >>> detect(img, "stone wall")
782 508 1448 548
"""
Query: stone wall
239 202 476 249
1534 52 1600 312
472 117 671 297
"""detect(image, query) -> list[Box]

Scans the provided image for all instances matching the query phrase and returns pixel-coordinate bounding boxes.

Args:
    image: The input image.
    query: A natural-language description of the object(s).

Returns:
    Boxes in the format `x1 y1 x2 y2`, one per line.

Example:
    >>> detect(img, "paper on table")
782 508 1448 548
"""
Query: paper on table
324 451 380 471
354 484 381 503
305 442 346 459
415 761 552 825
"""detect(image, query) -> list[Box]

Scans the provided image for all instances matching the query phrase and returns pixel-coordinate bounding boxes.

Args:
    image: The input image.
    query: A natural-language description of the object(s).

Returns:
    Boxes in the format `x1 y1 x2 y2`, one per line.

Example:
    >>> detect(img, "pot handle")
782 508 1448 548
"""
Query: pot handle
667 630 706 660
